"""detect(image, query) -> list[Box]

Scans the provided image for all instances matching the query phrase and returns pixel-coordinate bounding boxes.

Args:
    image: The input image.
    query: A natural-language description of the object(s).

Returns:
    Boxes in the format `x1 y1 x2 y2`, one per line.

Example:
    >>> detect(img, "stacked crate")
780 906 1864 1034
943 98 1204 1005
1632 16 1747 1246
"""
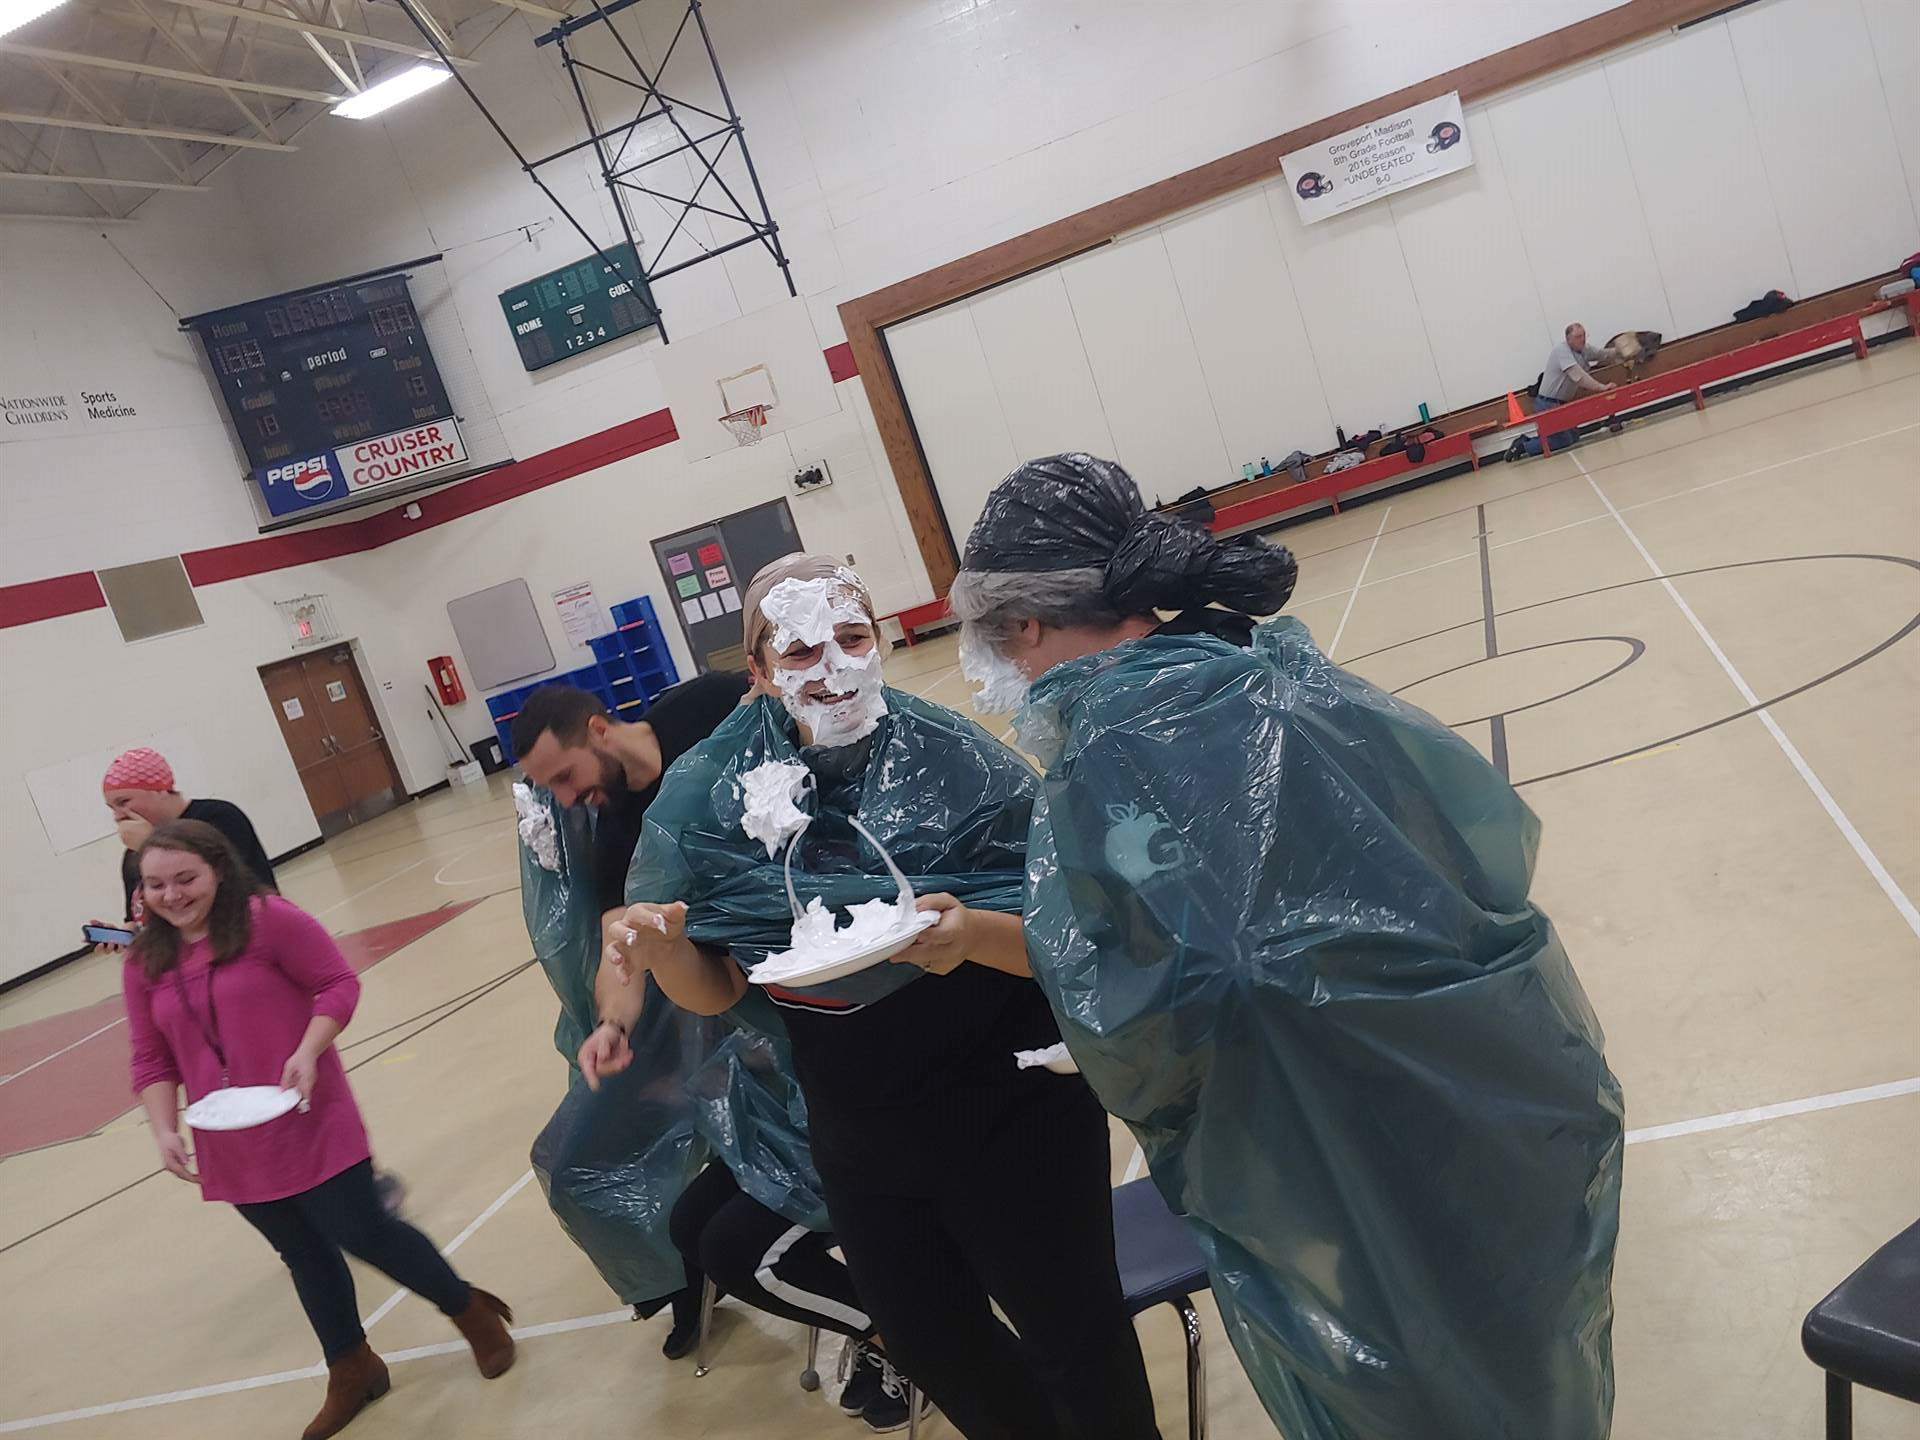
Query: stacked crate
485 595 680 763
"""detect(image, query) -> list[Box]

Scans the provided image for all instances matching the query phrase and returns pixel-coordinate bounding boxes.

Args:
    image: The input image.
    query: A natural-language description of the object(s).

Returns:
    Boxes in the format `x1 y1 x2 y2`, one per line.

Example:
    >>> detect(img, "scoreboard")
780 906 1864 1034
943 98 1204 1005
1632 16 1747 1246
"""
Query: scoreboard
497 242 659 371
187 273 467 521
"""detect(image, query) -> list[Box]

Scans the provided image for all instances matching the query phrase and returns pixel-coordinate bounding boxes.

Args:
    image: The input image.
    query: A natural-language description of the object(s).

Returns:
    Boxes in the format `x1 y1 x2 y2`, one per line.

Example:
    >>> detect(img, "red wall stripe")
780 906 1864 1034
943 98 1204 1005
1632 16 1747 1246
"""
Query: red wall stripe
7 344 860 627
0 570 106 628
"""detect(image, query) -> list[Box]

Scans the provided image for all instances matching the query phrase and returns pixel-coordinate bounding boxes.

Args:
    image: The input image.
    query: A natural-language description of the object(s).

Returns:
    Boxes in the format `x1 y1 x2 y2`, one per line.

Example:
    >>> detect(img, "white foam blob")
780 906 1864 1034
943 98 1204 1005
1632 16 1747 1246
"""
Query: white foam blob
513 782 560 872
1014 1042 1081 1075
739 759 812 857
959 623 1032 715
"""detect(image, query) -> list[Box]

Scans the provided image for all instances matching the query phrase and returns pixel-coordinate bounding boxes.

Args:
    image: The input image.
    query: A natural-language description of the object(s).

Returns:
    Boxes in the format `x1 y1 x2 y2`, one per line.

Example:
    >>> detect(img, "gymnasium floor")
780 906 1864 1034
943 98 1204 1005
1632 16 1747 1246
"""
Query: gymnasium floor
1 342 1915 1438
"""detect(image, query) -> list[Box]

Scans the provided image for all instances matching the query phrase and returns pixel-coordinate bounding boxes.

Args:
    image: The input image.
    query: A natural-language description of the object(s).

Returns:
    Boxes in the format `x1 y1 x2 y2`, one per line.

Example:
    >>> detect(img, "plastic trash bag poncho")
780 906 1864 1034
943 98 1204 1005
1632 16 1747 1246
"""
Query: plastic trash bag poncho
1020 618 1624 1440
686 1026 830 1232
517 782 716 1309
626 691 1037 1006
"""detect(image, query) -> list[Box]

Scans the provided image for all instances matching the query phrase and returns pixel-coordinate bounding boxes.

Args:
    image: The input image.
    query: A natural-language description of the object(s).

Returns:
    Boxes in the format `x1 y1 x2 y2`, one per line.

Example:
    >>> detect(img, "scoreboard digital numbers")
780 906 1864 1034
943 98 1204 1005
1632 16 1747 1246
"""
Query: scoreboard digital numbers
187 273 468 521
498 242 659 371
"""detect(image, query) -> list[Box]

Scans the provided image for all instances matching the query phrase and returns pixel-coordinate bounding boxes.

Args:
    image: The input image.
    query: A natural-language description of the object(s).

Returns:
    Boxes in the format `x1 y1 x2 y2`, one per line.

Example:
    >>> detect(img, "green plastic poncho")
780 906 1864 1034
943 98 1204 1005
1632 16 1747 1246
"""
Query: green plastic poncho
686 1028 829 1232
626 690 1037 1004
518 784 715 1309
1020 617 1624 1440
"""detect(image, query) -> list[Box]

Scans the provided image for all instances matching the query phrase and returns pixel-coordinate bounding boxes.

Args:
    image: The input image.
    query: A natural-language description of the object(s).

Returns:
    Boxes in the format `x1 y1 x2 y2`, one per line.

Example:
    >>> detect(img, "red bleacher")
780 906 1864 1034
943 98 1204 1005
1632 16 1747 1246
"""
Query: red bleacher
1209 426 1495 535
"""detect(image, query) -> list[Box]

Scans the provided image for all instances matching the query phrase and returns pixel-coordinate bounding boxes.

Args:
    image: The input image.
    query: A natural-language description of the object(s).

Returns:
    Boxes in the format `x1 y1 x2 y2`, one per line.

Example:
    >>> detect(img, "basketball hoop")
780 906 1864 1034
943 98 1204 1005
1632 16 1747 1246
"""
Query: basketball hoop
719 404 770 447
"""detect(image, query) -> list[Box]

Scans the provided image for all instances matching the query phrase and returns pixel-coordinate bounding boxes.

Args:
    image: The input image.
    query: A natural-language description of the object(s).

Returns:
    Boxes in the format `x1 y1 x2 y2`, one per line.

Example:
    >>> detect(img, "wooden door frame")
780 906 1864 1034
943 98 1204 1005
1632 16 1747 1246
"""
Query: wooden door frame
835 0 1739 595
257 641 407 833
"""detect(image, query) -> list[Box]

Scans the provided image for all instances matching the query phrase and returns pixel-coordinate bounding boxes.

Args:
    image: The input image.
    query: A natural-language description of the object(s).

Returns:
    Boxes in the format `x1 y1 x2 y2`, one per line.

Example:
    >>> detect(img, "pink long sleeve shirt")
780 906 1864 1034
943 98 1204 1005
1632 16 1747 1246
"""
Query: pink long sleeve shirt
122 895 372 1205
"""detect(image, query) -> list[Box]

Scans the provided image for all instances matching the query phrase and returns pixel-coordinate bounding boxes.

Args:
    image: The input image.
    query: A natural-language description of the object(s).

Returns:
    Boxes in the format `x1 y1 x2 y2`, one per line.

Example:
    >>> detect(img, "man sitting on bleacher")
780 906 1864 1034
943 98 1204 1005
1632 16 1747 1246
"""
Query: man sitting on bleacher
1509 322 1617 459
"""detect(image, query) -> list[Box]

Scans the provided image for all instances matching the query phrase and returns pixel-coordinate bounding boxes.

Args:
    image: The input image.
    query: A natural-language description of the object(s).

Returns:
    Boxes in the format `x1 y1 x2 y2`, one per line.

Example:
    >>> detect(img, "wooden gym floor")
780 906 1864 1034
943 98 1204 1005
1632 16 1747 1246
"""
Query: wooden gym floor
1 341 1915 1439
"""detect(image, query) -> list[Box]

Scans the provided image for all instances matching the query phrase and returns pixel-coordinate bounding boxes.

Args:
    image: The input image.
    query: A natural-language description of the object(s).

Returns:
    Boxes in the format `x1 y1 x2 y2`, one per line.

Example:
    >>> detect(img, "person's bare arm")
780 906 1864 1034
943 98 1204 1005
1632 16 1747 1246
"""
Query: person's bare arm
905 894 1030 977
1570 365 1613 395
601 903 748 1017
141 1082 198 1184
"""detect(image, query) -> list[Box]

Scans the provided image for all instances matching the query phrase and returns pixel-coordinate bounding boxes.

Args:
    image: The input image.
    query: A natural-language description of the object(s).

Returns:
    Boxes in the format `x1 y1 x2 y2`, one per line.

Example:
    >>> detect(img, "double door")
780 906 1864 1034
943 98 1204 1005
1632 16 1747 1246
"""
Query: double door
259 646 405 836
653 498 804 674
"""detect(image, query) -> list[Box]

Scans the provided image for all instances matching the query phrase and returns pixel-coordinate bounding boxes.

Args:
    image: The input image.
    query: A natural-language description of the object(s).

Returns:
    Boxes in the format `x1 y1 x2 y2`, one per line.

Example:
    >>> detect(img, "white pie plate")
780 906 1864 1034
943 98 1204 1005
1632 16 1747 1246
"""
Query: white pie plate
748 911 938 989
183 1085 305 1132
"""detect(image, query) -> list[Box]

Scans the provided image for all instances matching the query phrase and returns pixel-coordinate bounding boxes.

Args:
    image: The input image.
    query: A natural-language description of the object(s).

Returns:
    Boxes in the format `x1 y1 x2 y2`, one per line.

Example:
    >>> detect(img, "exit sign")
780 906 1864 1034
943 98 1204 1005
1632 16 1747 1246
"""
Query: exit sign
497 242 659 372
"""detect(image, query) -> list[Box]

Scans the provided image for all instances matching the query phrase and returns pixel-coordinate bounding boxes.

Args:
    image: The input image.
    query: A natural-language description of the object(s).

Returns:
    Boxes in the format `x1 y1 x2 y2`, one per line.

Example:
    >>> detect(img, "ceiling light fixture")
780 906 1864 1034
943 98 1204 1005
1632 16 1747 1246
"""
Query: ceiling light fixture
0 0 69 41
330 63 452 121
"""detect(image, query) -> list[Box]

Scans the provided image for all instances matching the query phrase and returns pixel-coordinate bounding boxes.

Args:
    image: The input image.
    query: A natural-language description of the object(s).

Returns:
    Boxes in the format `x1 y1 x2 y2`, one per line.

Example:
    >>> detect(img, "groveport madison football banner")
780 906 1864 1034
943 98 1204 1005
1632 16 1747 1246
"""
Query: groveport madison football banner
257 418 467 518
1281 91 1471 225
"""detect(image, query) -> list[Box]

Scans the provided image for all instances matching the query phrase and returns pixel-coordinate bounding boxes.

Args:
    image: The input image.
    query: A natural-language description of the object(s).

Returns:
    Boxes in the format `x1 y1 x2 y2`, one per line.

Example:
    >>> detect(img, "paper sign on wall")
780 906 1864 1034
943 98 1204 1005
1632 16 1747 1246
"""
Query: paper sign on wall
668 552 694 576
552 581 609 648
699 593 724 621
681 599 705 625
704 566 730 588
282 698 305 720
697 543 724 567
675 575 702 599
1281 91 1472 225
718 587 742 613
325 681 347 702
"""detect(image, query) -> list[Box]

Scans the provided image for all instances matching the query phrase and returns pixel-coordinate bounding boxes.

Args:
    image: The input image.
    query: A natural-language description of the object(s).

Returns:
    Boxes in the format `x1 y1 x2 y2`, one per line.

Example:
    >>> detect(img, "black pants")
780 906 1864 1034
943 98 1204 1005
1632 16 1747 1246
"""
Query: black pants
236 1160 471 1364
670 1162 874 1340
817 1075 1162 1440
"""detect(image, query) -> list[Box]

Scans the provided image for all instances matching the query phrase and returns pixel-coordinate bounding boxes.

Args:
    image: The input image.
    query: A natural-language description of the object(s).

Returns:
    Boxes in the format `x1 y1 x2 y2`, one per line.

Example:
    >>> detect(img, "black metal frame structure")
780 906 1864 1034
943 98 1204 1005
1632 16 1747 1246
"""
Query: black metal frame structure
390 0 793 343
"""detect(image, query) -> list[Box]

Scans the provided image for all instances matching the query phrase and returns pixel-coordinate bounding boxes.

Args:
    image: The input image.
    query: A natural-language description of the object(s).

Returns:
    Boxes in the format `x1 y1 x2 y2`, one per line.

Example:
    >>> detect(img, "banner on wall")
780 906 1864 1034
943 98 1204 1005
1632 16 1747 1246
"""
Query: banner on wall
255 417 468 518
1281 91 1472 225
0 381 144 442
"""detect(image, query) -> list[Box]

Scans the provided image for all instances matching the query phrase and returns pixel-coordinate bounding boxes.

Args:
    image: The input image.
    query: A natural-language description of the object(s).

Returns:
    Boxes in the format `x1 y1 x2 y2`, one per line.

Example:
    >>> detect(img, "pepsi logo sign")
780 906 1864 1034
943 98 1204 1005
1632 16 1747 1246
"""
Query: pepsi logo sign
265 455 337 500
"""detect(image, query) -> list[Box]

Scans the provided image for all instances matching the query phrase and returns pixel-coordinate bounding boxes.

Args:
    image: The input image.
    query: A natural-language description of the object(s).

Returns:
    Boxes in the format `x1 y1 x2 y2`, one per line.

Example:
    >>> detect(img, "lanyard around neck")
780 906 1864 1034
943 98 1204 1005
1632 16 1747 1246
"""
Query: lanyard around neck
171 960 228 1086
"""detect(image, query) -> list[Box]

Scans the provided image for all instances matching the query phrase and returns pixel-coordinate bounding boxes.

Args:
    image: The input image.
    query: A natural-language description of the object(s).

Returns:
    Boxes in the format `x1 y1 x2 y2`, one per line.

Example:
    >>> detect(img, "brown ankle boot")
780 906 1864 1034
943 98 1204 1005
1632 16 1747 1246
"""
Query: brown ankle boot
451 1286 516 1378
302 1343 389 1440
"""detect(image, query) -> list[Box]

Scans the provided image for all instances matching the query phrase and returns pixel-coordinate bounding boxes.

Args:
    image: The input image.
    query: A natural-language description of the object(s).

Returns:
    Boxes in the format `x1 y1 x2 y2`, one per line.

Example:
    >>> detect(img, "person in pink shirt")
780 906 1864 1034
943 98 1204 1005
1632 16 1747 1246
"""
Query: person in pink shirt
122 819 517 1440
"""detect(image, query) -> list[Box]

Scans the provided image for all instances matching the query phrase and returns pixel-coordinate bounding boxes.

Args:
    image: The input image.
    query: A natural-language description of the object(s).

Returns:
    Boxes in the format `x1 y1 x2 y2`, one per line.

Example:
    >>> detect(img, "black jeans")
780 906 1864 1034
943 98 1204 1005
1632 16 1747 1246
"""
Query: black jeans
816 1073 1162 1440
235 1160 471 1364
670 1162 874 1340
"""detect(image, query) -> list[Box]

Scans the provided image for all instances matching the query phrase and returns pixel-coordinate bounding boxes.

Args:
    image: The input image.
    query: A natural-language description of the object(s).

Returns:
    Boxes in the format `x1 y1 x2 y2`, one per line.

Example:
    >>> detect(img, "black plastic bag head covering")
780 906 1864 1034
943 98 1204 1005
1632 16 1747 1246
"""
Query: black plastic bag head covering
960 452 1298 616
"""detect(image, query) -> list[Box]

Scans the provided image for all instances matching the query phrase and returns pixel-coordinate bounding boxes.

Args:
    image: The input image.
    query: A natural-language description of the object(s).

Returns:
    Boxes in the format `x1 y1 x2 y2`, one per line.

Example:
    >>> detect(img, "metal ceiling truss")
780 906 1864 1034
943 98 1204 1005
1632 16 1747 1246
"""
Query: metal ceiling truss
0 0 551 216
382 0 792 343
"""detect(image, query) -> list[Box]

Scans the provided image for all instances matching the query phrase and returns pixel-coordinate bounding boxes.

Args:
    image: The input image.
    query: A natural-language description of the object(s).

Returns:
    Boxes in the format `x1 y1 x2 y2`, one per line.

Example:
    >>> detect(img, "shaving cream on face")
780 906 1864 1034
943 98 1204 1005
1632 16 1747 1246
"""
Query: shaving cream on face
759 576 887 746
959 622 1032 715
739 759 812 856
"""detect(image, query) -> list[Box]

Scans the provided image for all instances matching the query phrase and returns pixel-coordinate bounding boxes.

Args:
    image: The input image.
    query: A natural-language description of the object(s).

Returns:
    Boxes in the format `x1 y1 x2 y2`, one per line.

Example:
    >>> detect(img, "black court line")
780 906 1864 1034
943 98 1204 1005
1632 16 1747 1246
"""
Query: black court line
1390 636 1647 730
1475 505 1510 779
0 959 540 1257
1341 552 1920 786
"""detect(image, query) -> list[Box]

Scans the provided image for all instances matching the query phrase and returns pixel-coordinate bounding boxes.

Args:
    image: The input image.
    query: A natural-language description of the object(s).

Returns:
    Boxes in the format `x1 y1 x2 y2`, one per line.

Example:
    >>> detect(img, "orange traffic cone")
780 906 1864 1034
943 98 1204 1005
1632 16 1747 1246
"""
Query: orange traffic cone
1505 391 1526 425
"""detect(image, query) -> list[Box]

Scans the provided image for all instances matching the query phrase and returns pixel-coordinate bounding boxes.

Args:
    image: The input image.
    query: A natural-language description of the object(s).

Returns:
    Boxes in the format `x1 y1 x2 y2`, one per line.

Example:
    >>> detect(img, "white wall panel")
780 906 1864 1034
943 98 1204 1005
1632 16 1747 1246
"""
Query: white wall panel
967 269 1116 463
1390 111 1552 410
1861 0 1920 219
1729 0 1919 294
1161 192 1338 463
885 303 1019 553
1264 182 1444 434
1489 65 1676 344
1607 24 1798 335
1060 233 1233 497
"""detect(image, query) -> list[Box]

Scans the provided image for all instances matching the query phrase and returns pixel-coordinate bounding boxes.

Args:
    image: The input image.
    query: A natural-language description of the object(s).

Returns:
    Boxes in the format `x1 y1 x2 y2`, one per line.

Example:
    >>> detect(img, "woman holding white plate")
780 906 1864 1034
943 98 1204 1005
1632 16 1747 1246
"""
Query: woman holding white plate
585 554 1161 1440
122 819 516 1440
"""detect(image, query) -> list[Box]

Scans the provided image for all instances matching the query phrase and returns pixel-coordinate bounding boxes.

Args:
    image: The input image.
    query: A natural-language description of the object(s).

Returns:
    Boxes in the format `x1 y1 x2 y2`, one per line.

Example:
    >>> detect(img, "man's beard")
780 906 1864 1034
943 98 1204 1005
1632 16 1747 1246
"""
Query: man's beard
597 749 629 801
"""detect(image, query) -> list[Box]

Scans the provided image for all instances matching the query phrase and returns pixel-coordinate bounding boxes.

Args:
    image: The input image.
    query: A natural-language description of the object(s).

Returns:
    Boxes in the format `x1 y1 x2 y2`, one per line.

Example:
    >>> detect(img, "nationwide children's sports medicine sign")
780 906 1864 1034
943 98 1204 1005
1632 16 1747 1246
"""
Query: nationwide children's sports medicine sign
258 417 468 517
1281 91 1472 225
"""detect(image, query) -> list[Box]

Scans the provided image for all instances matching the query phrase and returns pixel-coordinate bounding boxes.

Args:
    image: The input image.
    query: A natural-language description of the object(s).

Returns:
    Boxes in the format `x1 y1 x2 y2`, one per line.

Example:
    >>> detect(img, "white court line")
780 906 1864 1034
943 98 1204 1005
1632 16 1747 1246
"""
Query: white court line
359 1169 536 1331
11 1072 1920 1433
1326 507 1391 659
1581 457 1920 942
1625 1076 1920 1147
0 1018 124 1086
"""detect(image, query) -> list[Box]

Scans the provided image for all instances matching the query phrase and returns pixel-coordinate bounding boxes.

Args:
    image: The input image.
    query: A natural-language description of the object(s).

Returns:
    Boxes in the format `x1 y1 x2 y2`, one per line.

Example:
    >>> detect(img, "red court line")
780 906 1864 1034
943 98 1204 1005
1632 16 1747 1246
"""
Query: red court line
0 899 483 1159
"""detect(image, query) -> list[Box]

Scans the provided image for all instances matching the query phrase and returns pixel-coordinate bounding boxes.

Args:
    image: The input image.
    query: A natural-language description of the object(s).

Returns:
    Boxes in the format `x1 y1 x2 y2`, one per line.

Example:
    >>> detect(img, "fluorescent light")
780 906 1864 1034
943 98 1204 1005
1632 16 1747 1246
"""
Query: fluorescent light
0 0 68 40
330 64 452 121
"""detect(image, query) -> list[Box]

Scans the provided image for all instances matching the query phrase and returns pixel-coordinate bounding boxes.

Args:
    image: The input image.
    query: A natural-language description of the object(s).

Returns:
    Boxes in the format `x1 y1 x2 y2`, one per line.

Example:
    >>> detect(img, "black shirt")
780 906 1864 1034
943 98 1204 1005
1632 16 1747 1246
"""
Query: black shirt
121 797 277 921
592 671 752 914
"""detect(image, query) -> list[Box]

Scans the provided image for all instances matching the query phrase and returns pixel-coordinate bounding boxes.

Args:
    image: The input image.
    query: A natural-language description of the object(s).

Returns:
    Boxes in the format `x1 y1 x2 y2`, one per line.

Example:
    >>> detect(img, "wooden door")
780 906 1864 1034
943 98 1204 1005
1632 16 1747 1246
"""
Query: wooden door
302 647 404 827
259 646 404 836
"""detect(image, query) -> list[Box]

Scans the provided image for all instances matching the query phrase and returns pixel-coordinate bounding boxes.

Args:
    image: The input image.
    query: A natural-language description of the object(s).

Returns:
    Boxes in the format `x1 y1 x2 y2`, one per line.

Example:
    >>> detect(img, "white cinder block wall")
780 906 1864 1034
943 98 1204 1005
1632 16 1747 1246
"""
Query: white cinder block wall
4 0 1914 975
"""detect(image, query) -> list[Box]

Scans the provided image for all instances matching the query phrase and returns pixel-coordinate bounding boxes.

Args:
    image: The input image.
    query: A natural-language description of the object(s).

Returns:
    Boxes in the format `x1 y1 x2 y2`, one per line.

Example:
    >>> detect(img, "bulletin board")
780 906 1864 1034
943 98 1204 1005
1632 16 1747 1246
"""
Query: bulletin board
446 578 556 691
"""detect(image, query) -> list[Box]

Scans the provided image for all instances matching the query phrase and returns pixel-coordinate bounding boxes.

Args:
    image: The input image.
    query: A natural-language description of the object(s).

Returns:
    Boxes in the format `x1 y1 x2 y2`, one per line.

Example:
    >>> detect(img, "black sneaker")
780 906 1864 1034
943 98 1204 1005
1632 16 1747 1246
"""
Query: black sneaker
838 1341 884 1415
861 1355 931 1434
661 1288 702 1361
1503 437 1527 463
